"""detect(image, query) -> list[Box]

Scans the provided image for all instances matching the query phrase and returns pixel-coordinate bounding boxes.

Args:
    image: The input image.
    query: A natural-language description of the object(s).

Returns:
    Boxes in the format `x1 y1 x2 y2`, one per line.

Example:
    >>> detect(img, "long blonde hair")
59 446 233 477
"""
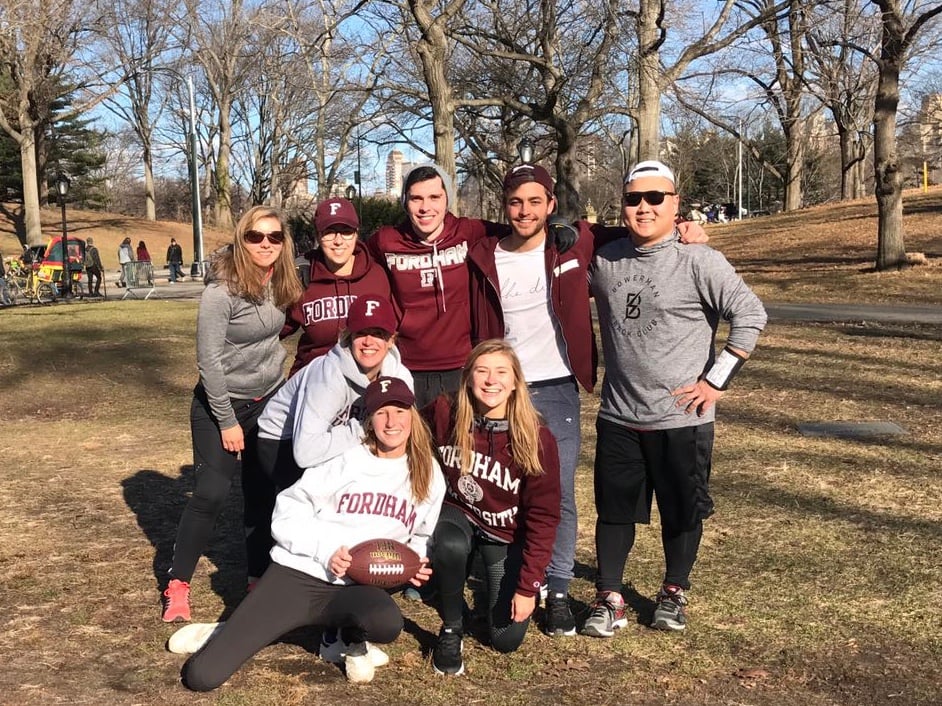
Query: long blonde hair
453 339 544 476
363 407 437 503
211 205 303 308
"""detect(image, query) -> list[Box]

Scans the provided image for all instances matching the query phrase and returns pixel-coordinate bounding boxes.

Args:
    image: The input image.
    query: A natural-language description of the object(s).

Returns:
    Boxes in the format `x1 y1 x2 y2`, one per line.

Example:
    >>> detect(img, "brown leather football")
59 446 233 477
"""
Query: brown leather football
346 539 423 589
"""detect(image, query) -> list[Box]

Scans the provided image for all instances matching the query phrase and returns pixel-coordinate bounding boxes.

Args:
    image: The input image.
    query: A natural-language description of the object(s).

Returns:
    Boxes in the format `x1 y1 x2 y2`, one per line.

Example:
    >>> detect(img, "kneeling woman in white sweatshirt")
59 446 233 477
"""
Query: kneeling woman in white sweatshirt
173 376 446 688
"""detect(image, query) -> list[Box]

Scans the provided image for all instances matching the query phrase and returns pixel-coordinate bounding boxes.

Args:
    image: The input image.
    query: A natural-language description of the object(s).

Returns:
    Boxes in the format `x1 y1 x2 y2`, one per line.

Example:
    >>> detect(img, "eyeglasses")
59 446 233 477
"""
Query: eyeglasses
244 230 285 245
319 230 357 242
622 191 677 207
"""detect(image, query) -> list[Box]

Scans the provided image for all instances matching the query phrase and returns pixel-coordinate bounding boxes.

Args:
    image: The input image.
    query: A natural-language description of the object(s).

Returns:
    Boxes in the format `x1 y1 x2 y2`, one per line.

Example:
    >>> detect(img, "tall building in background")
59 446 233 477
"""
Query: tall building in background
386 150 418 197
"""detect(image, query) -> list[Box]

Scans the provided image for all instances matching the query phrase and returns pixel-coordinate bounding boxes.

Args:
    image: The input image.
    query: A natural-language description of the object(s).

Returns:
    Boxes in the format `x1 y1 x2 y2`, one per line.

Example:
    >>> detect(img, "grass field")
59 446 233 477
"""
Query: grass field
0 192 940 705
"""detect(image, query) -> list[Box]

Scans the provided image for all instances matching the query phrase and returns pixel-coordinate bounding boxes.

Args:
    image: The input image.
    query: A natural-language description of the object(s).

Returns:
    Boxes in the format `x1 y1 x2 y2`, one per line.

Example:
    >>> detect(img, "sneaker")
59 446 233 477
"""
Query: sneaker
432 627 464 676
320 634 389 668
343 642 375 684
543 592 576 636
651 584 688 631
161 579 191 622
583 591 628 638
167 622 224 654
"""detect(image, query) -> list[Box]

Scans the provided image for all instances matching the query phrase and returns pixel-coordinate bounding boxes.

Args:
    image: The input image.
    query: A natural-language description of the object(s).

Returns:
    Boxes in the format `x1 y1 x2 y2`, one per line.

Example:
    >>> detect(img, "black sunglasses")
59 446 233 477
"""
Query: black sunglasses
244 229 285 245
622 190 677 207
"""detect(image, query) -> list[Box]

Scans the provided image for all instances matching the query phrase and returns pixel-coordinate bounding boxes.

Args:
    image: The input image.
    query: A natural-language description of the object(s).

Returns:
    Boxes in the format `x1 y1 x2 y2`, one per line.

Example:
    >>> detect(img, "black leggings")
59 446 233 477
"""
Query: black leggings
169 385 278 583
183 563 403 691
431 504 529 653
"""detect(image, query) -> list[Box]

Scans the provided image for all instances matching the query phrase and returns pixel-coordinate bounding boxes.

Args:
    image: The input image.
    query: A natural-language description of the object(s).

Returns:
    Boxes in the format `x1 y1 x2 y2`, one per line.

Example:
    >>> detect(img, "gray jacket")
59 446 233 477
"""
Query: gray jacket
196 281 287 429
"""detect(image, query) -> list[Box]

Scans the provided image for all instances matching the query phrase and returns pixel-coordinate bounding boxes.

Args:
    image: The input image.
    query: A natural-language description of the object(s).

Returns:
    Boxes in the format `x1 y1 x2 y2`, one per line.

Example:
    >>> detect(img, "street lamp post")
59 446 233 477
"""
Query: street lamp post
55 172 71 299
518 137 534 164
151 67 204 275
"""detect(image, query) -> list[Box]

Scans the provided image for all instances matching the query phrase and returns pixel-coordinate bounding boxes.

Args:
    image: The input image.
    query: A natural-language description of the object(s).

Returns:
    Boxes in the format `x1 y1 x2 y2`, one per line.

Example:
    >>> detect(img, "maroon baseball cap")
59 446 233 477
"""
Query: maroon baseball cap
315 197 359 233
346 295 397 336
502 164 555 195
364 376 415 415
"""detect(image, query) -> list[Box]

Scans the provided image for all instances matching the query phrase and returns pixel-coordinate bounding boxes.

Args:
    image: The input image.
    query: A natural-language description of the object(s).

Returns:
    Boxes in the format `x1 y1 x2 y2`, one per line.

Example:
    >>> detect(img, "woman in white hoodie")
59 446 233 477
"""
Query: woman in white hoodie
171 377 446 689
255 294 413 492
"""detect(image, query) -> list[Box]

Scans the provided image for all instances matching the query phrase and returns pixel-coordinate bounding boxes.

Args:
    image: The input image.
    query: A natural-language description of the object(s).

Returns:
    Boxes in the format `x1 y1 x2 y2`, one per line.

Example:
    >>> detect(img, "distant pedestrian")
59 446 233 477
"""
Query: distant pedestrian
167 238 185 283
117 237 133 287
84 237 103 297
137 240 152 262
0 253 12 306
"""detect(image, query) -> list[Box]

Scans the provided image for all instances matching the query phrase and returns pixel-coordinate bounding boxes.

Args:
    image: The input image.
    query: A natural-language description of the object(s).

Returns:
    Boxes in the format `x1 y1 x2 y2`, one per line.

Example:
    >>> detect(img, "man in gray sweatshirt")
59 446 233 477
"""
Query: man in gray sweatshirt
585 160 767 637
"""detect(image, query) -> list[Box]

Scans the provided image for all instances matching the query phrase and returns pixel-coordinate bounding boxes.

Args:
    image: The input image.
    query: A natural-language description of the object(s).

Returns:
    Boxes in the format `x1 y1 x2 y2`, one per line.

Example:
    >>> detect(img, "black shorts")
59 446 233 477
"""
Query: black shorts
593 417 715 531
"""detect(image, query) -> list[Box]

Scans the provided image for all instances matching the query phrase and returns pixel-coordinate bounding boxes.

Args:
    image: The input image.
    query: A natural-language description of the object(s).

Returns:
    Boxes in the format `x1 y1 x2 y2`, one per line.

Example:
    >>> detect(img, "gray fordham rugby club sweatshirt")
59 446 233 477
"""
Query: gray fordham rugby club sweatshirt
590 233 767 431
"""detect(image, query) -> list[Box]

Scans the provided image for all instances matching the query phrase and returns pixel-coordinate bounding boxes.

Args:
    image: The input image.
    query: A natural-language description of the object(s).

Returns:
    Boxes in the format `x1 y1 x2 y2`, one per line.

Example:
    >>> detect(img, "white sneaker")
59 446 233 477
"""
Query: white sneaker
167 622 224 654
320 635 389 667
344 645 375 684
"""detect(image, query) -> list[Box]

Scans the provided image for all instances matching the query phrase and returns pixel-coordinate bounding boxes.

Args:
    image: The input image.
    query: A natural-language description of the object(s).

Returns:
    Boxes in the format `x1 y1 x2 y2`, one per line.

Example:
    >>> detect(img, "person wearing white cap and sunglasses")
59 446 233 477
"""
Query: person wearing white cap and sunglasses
161 206 304 624
586 160 767 637
282 197 391 377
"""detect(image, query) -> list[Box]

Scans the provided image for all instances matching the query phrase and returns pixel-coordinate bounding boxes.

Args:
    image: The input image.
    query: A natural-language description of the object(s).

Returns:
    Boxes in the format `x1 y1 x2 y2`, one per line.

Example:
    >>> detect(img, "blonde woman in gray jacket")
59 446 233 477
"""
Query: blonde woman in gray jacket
161 205 303 623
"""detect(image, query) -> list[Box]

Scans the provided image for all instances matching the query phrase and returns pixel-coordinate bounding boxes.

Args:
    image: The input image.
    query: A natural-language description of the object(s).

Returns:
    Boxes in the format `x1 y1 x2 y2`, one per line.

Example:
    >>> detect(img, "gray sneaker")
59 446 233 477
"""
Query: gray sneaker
651 584 688 631
583 591 628 638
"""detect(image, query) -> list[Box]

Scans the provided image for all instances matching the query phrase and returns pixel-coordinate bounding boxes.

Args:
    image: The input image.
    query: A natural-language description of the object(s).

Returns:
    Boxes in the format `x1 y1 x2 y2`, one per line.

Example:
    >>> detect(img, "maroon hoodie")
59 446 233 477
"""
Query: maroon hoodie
282 242 391 376
466 222 617 393
425 395 561 598
368 213 508 371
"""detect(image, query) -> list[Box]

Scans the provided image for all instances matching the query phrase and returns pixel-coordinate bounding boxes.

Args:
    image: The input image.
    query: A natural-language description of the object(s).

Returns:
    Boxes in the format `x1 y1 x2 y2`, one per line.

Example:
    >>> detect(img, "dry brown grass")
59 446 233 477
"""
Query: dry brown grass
1 194 941 705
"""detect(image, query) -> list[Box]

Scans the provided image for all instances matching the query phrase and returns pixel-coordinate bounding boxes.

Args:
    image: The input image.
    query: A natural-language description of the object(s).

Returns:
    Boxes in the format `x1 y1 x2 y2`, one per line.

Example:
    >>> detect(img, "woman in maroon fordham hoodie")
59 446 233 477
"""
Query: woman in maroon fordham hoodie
282 197 391 376
424 339 561 676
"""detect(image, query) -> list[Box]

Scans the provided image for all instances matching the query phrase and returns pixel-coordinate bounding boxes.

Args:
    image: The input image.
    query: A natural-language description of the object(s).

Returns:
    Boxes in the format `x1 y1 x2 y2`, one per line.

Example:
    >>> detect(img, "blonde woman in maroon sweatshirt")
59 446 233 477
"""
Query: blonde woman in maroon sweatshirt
424 339 561 676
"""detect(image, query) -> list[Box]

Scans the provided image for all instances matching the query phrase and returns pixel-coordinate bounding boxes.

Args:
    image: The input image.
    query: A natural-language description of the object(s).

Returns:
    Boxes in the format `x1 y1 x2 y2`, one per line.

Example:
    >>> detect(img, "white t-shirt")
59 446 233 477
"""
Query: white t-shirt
494 239 571 383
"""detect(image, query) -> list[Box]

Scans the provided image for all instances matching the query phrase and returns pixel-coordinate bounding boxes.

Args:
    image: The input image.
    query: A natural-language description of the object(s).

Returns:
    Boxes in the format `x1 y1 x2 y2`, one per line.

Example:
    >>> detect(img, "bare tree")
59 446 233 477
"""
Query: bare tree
100 0 176 221
0 0 116 244
805 0 879 200
868 0 942 270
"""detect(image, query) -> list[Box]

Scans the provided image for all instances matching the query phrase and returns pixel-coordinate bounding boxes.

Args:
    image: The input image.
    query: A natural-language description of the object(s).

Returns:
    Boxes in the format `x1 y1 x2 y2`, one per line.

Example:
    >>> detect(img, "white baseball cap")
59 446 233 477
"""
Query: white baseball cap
625 160 675 187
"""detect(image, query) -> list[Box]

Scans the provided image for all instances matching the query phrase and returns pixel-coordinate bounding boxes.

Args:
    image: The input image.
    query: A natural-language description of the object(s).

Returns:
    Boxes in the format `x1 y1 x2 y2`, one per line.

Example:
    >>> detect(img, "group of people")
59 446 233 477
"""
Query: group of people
114 237 186 288
158 158 767 690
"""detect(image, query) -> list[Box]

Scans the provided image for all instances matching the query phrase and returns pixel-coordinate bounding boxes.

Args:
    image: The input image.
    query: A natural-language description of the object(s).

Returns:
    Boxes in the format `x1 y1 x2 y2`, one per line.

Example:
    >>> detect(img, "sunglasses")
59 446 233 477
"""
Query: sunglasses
244 230 285 245
622 190 677 207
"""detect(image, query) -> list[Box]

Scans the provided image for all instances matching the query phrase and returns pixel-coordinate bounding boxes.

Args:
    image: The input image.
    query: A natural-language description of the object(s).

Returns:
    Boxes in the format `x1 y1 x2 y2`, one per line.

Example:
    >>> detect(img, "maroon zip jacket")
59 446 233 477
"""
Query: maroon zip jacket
425 395 561 598
282 242 391 376
368 213 508 371
466 223 616 393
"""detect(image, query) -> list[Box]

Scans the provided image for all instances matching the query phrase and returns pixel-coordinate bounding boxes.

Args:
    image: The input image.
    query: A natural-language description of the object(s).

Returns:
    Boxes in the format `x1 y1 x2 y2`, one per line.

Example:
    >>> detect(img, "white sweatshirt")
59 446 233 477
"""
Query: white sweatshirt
256 340 413 470
269 444 446 584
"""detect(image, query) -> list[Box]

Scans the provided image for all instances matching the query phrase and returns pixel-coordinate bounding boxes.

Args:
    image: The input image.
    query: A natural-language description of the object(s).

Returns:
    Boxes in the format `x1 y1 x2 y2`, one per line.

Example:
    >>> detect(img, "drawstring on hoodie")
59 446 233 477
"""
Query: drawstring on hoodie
428 239 447 313
474 416 509 459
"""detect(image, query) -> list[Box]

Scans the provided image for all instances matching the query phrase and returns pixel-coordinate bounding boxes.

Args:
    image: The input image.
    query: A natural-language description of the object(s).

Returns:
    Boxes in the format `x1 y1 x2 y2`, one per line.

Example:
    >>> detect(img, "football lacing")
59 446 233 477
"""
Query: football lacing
369 563 405 575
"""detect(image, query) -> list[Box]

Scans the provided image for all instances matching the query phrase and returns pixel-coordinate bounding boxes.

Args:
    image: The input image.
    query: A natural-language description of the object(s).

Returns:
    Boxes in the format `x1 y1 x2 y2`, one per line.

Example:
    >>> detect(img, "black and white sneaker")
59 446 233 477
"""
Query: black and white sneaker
543 592 576 636
432 626 464 676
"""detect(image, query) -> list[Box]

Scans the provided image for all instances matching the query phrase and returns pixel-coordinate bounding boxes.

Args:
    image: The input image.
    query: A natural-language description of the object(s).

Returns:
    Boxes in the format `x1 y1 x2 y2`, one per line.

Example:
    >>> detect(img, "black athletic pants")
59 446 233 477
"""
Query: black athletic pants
169 384 279 583
183 563 403 691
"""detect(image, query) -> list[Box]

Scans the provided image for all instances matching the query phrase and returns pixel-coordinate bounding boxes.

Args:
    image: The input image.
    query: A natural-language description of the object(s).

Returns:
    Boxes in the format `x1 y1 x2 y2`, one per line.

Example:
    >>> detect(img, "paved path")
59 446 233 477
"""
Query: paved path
765 302 942 325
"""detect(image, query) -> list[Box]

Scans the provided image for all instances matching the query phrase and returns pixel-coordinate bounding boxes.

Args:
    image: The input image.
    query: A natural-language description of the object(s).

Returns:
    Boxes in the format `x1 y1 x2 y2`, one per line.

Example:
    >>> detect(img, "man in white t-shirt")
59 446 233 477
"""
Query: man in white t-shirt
466 164 597 637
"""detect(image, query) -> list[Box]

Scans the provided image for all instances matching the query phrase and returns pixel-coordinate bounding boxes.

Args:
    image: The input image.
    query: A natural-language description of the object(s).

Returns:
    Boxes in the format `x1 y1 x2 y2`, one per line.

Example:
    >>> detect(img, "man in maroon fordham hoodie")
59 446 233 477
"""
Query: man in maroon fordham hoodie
283 197 391 376
367 164 577 408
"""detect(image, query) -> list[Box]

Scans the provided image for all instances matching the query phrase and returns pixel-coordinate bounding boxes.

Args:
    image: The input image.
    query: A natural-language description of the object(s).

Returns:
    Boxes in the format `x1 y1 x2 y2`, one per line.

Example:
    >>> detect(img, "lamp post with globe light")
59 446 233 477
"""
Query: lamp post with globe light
55 172 71 299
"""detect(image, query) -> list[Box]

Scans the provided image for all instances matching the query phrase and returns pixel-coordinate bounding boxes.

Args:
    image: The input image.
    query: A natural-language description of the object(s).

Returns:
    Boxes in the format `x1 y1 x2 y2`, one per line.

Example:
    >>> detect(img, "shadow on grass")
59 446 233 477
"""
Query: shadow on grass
121 466 250 618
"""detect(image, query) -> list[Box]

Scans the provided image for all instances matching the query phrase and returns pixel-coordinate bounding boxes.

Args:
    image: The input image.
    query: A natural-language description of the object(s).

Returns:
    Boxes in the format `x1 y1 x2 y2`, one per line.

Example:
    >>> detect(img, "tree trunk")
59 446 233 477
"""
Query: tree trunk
872 51 906 270
214 100 234 230
553 120 581 221
783 116 804 210
143 141 156 221
635 0 663 162
414 18 457 208
20 129 44 246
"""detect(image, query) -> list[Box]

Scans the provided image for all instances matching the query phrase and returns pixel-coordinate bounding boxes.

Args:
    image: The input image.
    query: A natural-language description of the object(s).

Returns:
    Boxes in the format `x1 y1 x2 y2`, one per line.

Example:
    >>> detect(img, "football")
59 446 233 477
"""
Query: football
346 538 423 589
